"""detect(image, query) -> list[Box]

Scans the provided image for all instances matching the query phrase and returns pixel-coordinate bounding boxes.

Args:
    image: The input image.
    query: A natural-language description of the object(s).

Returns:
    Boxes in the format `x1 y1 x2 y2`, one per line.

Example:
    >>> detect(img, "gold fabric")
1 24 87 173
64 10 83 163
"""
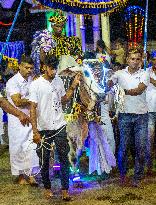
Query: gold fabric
48 35 82 58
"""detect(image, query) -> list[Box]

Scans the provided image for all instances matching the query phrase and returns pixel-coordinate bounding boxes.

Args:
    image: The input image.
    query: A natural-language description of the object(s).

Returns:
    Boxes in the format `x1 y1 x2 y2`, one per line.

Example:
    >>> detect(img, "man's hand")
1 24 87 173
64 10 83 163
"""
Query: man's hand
61 72 82 104
94 115 101 123
33 132 41 144
107 80 114 88
18 112 30 126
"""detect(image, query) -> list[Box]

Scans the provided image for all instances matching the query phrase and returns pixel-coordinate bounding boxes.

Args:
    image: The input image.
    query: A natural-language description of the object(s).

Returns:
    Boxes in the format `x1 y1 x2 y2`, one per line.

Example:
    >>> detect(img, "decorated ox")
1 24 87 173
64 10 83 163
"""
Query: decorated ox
58 55 116 176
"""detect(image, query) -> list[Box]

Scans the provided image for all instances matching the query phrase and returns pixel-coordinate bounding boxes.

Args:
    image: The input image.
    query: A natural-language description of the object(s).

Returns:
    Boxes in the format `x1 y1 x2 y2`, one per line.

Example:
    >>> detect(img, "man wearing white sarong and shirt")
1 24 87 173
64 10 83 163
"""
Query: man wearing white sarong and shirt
6 56 39 185
108 48 149 187
146 51 156 174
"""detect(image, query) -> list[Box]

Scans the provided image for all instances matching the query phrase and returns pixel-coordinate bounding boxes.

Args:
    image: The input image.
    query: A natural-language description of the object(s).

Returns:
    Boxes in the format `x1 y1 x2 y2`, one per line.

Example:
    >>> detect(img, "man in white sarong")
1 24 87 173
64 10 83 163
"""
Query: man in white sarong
6 56 39 185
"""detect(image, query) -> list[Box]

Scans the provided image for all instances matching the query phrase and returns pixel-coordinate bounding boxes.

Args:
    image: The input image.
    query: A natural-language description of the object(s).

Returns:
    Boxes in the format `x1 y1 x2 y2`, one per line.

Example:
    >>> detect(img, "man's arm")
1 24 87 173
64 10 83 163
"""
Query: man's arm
0 97 30 126
150 77 156 87
61 72 81 105
11 93 30 108
30 102 38 134
30 101 41 144
124 82 147 96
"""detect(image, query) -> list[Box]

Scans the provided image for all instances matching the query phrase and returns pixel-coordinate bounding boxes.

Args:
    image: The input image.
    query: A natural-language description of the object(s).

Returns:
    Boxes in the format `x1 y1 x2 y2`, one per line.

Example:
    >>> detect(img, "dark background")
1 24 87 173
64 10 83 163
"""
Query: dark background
0 0 156 54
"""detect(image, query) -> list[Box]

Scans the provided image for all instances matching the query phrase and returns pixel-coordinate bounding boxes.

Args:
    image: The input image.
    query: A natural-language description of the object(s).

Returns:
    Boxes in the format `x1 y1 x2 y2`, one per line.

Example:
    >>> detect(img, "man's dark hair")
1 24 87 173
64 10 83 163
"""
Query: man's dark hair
44 55 59 70
96 40 106 54
20 55 33 64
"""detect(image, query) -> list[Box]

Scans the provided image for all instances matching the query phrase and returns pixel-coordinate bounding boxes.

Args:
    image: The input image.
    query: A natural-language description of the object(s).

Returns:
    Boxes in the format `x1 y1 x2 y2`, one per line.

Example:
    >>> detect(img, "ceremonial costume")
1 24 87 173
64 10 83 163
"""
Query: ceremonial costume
31 12 82 75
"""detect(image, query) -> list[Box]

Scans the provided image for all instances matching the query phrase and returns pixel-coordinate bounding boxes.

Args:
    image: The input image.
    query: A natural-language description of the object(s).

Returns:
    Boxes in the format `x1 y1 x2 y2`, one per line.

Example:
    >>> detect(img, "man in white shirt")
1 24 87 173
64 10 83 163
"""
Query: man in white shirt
29 55 81 200
146 51 156 174
108 48 149 187
6 56 38 186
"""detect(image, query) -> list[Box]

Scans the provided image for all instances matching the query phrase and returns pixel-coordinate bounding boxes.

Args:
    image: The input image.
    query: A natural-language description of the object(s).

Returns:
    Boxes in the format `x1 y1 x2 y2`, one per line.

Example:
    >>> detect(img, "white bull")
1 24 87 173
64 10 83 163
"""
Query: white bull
58 55 107 110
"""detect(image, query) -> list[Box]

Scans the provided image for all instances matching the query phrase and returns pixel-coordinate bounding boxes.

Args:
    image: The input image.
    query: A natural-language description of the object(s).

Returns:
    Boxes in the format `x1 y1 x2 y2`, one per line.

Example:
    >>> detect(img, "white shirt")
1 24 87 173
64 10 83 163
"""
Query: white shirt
146 67 156 112
111 67 149 114
6 72 32 115
29 75 66 131
0 93 2 98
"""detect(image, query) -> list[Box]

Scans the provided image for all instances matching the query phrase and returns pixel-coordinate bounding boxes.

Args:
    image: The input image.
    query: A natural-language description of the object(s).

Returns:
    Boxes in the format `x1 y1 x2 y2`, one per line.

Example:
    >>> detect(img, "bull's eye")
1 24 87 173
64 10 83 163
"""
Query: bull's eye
84 70 90 77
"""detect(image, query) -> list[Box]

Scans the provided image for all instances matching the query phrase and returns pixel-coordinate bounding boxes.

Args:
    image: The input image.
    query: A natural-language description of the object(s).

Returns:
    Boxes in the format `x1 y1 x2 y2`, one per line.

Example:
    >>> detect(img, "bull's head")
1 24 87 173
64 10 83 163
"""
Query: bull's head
58 55 108 109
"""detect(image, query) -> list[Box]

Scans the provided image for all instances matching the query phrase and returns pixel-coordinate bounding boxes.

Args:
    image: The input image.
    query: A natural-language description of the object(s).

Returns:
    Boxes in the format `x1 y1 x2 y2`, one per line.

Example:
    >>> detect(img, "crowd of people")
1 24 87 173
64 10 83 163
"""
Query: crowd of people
0 11 156 202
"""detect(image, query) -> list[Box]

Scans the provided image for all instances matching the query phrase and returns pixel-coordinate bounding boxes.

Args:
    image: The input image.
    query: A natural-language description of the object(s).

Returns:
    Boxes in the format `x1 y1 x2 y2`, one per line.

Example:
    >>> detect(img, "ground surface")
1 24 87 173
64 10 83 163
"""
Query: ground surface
0 146 156 205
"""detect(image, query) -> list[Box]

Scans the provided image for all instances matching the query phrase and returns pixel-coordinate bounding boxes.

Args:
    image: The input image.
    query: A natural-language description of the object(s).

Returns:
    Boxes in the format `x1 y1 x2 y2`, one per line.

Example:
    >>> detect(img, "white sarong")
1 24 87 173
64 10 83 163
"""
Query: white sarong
8 114 39 175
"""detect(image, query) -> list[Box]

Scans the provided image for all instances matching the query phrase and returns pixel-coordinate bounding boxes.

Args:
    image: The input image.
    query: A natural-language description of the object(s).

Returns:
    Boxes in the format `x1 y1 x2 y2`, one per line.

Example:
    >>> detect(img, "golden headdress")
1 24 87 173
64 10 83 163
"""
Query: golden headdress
48 10 67 25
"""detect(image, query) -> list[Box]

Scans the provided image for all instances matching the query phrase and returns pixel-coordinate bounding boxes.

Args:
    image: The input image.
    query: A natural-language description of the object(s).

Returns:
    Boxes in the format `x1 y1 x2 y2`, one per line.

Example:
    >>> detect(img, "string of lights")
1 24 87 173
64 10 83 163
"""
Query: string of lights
124 6 145 48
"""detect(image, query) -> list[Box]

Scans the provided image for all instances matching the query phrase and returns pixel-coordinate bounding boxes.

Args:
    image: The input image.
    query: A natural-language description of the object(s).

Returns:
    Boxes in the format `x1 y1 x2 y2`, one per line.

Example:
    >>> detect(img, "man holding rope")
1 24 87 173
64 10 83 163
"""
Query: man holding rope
29 55 81 201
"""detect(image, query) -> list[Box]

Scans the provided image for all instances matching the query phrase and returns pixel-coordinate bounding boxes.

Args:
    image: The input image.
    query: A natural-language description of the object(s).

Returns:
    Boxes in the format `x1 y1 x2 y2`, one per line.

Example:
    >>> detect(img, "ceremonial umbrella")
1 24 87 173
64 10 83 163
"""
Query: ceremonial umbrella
34 0 129 15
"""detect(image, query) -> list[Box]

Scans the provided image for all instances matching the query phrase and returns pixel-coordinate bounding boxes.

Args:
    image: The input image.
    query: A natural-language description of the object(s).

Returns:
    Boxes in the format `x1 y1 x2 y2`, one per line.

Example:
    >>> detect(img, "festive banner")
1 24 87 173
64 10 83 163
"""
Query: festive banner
0 41 25 68
35 0 129 15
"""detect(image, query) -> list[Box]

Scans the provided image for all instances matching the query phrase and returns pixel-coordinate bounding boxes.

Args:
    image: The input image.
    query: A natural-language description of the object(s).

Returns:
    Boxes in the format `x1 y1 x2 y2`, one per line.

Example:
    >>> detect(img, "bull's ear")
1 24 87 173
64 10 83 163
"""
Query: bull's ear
84 70 90 77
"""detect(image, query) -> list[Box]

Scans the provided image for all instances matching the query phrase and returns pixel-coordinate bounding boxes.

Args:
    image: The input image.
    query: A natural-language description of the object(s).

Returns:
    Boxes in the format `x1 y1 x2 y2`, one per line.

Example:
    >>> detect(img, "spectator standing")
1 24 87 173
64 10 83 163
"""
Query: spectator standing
108 48 149 187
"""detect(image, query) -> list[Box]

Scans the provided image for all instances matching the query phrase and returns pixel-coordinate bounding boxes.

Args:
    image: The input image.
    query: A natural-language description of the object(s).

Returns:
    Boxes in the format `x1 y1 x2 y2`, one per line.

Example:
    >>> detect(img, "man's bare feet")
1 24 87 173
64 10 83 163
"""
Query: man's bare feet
62 190 71 201
27 176 38 187
17 175 29 185
43 189 53 199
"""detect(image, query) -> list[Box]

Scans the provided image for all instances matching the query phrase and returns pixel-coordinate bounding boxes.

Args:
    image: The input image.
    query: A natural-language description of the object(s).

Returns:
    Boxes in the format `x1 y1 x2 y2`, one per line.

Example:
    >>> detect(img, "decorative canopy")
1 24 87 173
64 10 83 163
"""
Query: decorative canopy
35 0 129 15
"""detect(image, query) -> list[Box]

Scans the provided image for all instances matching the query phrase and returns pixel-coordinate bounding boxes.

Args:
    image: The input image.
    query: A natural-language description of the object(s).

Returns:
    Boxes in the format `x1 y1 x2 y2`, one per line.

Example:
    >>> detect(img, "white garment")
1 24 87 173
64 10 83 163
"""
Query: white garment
89 122 116 175
6 72 32 115
29 75 66 131
0 108 4 144
6 72 38 175
146 67 156 112
111 67 149 114
101 99 115 154
0 94 4 144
